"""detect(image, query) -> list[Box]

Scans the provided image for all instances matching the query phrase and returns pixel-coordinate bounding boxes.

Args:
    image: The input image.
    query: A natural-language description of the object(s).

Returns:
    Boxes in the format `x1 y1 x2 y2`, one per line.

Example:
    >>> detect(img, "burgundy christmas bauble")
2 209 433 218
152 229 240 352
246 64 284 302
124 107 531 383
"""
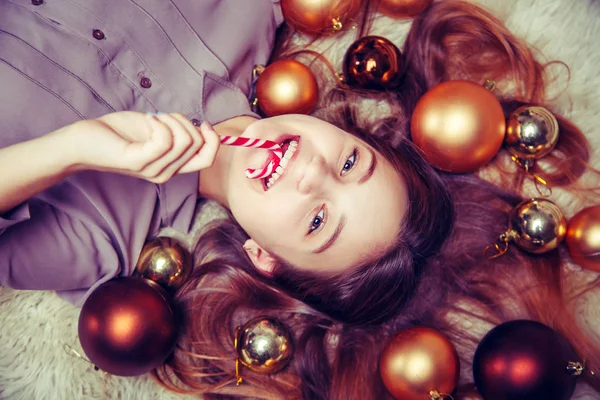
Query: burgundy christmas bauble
473 320 581 400
78 277 179 376
342 36 403 90
255 59 319 117
411 80 506 173
281 0 361 34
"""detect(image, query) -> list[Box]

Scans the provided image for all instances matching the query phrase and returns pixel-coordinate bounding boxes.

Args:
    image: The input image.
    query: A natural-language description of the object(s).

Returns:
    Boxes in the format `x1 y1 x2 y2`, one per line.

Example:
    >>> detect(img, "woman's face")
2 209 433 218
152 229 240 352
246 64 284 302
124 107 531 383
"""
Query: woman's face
225 114 409 274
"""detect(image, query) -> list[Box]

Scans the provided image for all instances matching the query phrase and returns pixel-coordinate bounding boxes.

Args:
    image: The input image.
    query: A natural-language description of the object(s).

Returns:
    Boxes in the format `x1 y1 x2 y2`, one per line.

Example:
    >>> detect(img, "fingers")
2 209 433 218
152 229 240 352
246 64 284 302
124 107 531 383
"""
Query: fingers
178 120 220 173
139 113 204 182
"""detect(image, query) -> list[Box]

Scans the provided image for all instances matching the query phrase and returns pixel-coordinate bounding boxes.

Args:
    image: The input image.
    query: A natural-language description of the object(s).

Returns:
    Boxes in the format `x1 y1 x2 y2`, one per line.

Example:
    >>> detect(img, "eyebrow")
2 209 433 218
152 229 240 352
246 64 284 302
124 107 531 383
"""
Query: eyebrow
312 148 376 254
358 148 377 184
313 214 347 254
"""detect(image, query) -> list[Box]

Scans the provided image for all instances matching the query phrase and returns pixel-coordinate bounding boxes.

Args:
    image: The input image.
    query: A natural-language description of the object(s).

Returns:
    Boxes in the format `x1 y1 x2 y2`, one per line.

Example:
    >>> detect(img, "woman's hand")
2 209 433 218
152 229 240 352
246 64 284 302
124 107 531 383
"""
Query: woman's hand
71 111 220 183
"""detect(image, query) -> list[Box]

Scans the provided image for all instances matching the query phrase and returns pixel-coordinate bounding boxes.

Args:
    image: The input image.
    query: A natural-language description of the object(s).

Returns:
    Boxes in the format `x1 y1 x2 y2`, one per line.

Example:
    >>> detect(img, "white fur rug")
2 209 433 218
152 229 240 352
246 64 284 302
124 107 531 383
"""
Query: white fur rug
2 0 600 399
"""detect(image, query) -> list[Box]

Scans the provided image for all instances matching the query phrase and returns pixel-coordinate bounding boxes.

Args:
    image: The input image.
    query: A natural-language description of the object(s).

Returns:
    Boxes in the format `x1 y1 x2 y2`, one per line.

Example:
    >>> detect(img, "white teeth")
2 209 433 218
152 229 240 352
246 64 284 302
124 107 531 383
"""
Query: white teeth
266 140 298 190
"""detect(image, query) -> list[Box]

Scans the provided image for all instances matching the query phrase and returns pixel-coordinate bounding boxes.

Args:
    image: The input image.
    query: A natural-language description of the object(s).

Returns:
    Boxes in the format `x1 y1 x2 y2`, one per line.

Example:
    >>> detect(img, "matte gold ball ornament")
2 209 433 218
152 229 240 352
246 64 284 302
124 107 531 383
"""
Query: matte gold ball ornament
566 205 600 272
378 0 434 18
135 237 192 291
341 36 403 90
379 326 460 400
234 317 293 384
485 198 567 258
410 80 506 173
254 60 319 117
281 0 361 34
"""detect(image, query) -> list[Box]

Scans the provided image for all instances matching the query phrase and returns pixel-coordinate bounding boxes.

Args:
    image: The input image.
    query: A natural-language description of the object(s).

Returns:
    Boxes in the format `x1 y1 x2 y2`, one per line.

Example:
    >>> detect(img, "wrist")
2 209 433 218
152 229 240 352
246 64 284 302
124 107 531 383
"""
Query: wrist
47 121 89 175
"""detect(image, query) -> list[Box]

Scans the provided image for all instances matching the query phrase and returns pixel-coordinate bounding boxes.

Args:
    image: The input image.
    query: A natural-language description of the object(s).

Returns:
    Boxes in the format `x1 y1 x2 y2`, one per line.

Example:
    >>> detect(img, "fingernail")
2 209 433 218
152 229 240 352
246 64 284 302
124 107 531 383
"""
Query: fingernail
201 120 214 131
146 112 158 116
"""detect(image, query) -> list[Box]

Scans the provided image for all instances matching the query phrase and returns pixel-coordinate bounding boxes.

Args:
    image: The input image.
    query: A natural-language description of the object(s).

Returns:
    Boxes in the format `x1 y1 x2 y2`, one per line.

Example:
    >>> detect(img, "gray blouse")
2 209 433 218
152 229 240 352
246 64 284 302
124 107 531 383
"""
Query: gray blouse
0 0 283 304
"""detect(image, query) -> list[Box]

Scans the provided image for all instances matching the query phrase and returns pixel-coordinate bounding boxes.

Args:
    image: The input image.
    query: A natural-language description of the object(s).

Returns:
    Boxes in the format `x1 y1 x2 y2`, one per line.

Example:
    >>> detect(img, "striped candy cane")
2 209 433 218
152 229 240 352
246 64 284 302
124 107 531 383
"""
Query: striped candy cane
219 136 283 179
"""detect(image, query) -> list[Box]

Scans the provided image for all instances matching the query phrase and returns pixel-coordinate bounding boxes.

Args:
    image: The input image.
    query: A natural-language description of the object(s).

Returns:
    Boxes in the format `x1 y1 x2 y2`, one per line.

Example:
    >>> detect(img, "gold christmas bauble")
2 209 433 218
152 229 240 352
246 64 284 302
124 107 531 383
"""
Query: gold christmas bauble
507 198 567 254
379 326 459 400
566 205 600 272
281 0 361 34
255 60 319 117
411 80 506 173
135 237 193 290
236 317 293 374
505 106 560 160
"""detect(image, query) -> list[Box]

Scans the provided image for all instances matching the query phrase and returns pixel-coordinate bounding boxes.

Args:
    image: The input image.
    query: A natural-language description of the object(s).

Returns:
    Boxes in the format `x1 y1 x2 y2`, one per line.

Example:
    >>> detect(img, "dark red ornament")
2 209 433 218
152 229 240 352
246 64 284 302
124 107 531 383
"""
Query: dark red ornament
78 277 179 376
342 36 403 90
473 320 582 400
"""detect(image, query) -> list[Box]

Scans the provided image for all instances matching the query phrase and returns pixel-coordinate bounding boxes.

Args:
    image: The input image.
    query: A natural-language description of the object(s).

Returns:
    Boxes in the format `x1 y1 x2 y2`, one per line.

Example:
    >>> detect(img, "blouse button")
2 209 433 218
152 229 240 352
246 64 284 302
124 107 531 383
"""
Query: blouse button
92 29 105 40
140 77 152 89
191 119 201 127
31 0 43 5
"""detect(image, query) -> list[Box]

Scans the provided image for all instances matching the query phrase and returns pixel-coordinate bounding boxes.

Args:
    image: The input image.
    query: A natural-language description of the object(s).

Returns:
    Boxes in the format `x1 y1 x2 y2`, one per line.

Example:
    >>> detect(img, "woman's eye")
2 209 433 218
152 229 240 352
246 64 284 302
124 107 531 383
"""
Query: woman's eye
341 148 359 176
309 207 326 234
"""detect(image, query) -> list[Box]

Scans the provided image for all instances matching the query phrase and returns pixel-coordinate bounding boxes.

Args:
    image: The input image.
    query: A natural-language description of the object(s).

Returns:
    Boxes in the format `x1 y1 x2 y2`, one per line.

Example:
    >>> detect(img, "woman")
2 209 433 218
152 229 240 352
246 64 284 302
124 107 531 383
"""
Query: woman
152 1 600 400
1 0 425 308
1 1 598 400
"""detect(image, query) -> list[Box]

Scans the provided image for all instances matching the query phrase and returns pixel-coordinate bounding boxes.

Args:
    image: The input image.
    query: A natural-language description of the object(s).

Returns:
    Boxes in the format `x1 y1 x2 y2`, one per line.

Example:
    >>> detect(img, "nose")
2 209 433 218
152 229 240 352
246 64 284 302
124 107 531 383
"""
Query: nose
297 155 327 195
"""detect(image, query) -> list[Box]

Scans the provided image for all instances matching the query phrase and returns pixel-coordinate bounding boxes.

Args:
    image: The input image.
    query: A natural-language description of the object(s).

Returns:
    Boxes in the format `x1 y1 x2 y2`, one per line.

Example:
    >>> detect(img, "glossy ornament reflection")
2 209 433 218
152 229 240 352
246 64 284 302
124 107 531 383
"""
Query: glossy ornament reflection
78 277 179 377
487 198 567 257
379 326 459 400
411 80 506 173
379 0 434 18
473 320 582 400
342 36 403 90
135 237 192 291
505 106 560 160
255 60 319 117
235 317 293 379
566 205 600 272
281 0 360 34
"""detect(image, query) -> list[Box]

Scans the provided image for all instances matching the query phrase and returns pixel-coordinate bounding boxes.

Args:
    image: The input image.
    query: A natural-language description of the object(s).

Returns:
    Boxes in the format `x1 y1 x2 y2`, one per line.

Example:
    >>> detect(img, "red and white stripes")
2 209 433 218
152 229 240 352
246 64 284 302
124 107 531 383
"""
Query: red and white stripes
219 135 283 179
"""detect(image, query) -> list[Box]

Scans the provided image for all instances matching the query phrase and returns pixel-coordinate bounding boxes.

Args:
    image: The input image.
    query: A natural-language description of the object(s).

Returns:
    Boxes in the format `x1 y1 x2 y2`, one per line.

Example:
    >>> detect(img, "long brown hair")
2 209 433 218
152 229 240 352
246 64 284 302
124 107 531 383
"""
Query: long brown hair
155 1 600 398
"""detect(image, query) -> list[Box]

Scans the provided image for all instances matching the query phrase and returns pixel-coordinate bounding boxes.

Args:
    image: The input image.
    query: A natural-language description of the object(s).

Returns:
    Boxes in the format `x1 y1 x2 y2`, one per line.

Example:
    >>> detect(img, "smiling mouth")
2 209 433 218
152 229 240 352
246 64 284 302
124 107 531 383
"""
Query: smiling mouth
263 138 299 190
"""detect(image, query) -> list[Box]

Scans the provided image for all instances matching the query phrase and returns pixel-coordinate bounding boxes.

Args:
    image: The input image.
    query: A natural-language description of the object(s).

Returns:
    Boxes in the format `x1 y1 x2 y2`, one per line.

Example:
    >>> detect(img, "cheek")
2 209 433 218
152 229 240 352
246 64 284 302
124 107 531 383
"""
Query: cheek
231 197 293 243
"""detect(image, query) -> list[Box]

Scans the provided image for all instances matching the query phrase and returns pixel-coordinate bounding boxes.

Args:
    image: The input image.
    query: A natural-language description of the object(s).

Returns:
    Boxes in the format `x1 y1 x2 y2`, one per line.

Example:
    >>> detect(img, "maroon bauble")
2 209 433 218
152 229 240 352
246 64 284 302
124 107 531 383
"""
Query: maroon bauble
473 320 581 400
78 277 179 376
342 36 403 90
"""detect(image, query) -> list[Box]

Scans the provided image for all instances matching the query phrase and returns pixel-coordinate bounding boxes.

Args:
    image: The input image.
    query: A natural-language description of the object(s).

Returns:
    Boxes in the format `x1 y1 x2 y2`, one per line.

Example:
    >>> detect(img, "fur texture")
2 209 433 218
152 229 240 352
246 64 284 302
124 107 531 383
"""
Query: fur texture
1 0 599 398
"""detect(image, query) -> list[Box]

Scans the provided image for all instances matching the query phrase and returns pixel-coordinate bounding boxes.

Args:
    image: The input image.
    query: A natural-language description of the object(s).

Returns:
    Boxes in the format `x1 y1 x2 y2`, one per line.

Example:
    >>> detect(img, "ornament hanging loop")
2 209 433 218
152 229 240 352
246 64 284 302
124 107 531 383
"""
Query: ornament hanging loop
331 17 343 31
63 343 100 371
234 326 243 385
511 156 552 197
484 79 496 92
429 390 455 400
567 361 585 376
253 65 265 80
484 231 516 259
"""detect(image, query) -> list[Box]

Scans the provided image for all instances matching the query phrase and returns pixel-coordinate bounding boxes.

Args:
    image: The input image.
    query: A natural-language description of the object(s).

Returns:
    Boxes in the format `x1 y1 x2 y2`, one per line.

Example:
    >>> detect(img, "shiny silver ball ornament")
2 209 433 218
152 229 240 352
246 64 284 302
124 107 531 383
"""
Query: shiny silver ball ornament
486 198 567 258
135 237 193 291
505 106 560 160
235 317 293 378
